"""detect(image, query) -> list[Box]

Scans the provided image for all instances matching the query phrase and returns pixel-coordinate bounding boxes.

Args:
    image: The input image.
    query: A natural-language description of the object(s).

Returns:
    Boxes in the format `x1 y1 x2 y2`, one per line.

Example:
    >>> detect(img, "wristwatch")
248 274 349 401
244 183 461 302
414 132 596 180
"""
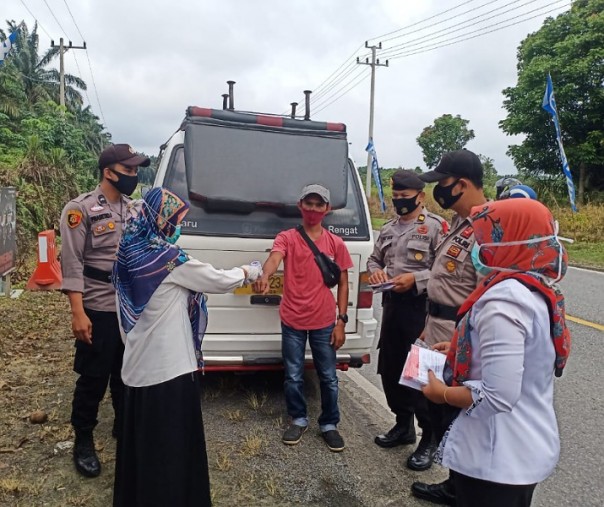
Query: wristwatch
337 314 348 324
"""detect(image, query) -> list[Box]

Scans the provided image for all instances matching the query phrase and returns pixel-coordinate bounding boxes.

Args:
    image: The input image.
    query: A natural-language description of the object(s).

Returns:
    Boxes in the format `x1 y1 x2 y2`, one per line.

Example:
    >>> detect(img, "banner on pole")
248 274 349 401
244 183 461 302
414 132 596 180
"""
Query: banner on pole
542 73 577 212
0 30 19 66
365 139 387 212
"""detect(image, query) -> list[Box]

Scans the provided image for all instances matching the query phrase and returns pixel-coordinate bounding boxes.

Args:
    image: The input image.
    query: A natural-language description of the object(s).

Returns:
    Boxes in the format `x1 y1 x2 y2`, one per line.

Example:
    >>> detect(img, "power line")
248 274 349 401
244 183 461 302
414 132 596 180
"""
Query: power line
83 51 107 127
61 0 85 41
311 61 365 104
300 0 569 120
387 1 570 61
311 66 369 110
59 0 108 128
367 0 482 43
283 42 366 114
41 0 72 39
71 51 92 107
313 69 371 116
287 0 492 113
18 0 52 39
311 43 365 97
378 0 542 58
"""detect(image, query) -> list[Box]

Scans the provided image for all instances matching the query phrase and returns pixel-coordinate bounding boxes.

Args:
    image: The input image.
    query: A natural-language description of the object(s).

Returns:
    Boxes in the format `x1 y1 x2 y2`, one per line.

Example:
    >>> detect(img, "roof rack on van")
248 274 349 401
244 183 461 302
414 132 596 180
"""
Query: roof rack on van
185 107 346 133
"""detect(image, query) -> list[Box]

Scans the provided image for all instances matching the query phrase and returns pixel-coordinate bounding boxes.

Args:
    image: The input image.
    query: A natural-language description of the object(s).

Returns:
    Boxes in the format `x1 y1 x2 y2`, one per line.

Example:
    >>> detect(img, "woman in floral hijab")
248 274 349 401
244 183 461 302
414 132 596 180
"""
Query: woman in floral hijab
112 188 261 507
422 198 571 507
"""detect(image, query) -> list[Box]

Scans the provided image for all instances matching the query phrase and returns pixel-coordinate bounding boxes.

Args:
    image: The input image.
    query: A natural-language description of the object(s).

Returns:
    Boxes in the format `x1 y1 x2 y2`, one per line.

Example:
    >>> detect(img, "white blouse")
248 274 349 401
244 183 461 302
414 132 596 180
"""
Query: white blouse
438 279 560 485
119 258 245 387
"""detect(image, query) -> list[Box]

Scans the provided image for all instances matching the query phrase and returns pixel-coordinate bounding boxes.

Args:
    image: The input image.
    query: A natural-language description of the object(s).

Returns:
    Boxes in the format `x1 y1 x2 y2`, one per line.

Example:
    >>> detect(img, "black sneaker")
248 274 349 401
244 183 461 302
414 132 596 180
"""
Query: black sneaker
282 424 307 445
322 429 345 452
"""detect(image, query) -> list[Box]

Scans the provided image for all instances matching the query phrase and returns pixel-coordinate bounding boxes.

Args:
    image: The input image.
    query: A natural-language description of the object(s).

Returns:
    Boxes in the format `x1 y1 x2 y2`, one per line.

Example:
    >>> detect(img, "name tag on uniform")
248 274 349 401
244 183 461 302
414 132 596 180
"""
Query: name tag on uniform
90 212 112 223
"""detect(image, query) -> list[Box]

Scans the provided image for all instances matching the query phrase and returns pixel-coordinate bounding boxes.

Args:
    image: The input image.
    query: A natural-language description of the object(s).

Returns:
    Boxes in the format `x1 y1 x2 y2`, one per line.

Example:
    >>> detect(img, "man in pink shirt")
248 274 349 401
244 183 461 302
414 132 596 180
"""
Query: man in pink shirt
254 184 353 452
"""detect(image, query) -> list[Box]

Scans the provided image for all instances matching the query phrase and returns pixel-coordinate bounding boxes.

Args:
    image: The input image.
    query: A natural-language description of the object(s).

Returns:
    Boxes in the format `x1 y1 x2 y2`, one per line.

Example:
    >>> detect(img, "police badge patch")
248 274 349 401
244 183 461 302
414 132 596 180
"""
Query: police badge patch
66 209 83 228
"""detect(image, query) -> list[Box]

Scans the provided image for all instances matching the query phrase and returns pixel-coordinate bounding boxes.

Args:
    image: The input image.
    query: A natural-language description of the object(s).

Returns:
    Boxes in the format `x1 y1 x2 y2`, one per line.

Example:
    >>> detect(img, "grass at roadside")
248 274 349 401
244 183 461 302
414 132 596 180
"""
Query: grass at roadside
370 200 604 270
565 242 604 270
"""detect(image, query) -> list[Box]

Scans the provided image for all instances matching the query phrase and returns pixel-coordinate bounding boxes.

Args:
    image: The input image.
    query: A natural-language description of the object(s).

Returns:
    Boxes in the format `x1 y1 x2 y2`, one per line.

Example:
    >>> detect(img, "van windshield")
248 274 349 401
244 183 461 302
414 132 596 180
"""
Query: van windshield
183 122 349 210
163 145 370 241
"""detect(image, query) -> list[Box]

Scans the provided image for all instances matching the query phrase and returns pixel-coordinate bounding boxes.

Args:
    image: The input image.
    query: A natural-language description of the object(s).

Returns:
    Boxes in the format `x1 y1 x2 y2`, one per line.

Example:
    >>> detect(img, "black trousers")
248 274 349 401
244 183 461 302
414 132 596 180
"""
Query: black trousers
114 372 211 507
428 396 462 492
377 292 431 435
71 308 124 433
455 472 537 507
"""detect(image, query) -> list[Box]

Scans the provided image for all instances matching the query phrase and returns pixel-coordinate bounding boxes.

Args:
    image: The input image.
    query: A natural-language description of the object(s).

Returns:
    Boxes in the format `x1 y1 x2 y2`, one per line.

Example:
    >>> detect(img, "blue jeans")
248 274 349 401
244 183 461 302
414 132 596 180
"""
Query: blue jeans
281 323 339 432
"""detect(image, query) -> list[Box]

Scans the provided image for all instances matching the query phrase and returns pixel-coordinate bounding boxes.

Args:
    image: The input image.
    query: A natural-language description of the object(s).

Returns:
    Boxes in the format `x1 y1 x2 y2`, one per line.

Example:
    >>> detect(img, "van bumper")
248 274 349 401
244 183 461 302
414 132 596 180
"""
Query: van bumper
200 318 377 372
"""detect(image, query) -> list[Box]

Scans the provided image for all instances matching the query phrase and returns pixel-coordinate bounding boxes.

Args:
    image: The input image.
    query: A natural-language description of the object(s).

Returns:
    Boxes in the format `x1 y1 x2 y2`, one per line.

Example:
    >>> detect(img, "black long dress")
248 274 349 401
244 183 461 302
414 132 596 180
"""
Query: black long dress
113 371 211 507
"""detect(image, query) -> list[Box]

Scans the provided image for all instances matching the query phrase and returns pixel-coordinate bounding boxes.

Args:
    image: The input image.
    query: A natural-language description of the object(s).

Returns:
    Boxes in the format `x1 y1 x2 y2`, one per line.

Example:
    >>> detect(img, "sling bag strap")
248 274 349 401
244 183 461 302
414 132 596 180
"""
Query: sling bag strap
296 224 322 257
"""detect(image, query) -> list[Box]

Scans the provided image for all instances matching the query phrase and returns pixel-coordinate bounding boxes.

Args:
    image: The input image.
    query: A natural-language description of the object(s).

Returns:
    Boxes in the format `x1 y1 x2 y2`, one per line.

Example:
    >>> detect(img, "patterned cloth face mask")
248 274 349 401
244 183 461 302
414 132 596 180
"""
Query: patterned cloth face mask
471 221 571 286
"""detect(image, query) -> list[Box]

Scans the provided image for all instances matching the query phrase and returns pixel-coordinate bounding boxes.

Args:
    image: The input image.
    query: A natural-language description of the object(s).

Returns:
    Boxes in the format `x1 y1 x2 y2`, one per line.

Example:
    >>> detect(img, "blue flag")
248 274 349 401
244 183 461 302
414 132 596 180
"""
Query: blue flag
0 30 18 66
365 139 387 212
542 73 577 212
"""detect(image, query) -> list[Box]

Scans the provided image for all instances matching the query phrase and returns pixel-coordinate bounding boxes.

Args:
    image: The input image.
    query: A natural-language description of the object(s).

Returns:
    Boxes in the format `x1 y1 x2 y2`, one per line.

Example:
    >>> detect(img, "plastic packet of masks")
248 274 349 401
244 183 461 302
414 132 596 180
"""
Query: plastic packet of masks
413 338 430 350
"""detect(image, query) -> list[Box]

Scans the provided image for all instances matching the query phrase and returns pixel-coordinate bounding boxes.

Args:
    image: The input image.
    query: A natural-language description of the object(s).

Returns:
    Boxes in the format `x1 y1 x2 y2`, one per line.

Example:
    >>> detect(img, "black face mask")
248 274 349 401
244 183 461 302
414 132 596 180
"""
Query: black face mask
433 179 463 209
392 194 421 216
109 169 138 196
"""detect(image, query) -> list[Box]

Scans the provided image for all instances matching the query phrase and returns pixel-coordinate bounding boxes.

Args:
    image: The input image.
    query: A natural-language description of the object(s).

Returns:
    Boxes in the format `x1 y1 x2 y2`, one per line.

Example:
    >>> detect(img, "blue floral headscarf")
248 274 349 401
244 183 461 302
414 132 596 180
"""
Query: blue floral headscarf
113 187 207 367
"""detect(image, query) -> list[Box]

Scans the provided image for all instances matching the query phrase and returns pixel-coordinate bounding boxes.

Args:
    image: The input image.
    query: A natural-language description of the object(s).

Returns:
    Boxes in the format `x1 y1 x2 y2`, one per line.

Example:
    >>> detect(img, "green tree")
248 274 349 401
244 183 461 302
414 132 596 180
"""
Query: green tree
0 20 109 280
500 0 604 205
478 155 499 199
0 21 86 112
416 114 475 168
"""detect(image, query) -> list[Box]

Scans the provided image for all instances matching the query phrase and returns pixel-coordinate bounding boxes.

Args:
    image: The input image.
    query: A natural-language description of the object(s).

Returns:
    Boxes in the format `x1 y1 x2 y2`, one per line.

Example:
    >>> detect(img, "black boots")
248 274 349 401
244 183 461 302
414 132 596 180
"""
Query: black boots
407 433 437 471
374 423 417 448
411 479 456 506
73 430 101 478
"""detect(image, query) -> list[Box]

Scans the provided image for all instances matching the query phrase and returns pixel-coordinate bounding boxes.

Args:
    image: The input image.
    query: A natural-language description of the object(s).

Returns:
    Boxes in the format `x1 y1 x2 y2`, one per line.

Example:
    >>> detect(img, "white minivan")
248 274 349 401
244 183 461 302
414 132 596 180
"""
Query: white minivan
153 105 377 371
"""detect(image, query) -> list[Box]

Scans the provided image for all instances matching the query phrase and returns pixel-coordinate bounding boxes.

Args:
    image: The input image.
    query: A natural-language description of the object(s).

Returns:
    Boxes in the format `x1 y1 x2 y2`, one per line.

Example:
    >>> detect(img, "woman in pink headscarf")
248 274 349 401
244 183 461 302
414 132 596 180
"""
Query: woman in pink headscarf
422 198 571 507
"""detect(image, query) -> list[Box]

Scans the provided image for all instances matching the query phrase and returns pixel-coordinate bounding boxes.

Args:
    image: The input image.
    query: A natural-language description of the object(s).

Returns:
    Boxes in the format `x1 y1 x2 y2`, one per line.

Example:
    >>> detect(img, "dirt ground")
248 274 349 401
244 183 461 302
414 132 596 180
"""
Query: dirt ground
0 291 446 506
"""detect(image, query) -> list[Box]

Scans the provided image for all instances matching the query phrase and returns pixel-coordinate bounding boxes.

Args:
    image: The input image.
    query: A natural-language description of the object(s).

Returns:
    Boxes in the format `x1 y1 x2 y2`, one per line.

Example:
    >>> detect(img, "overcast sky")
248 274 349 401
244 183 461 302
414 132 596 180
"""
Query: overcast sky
4 0 571 175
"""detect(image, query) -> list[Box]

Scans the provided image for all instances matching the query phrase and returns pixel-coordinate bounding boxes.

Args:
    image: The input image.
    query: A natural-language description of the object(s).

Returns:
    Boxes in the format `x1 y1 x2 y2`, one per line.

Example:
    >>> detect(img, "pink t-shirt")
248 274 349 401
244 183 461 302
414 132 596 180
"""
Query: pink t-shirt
272 227 354 331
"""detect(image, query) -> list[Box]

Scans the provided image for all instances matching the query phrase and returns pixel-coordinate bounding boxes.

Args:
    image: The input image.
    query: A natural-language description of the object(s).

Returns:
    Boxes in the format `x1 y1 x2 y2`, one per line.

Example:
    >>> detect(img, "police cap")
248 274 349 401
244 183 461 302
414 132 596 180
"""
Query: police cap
420 149 483 183
98 144 151 170
391 169 425 190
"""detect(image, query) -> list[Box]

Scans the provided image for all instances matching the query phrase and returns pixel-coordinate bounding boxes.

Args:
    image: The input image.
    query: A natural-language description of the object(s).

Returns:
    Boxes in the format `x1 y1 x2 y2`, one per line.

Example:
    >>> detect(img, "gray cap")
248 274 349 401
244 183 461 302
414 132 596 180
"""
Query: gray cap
299 184 330 203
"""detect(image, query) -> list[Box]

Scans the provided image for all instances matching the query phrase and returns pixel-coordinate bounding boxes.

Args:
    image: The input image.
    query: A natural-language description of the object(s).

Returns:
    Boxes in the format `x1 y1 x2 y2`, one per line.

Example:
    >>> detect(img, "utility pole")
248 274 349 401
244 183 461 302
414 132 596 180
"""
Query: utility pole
50 38 86 108
357 42 388 199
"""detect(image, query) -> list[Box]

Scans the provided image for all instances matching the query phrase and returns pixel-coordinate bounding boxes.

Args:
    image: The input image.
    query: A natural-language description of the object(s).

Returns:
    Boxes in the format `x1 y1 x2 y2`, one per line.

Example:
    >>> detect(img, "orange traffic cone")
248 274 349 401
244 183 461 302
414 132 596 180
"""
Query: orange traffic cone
26 230 62 290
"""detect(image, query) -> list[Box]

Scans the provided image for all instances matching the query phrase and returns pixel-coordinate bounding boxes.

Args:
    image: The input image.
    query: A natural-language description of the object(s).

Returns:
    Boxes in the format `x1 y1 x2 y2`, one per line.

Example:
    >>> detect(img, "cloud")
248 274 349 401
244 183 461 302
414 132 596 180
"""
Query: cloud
5 0 570 174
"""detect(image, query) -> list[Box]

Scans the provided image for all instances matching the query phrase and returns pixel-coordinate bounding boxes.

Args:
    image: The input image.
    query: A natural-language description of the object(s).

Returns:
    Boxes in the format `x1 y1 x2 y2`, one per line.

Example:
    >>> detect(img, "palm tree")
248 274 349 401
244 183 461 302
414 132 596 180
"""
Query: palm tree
74 105 111 154
1 21 86 111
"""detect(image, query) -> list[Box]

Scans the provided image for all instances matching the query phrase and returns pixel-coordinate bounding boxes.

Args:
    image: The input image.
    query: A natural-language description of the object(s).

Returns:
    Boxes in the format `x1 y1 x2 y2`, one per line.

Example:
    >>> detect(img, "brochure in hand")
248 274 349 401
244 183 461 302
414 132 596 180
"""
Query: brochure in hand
370 281 395 293
399 344 447 391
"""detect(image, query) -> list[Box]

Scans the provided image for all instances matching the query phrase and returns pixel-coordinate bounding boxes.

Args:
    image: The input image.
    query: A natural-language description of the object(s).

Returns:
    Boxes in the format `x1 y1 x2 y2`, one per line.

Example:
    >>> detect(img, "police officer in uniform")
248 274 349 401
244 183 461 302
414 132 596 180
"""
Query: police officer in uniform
368 170 448 471
60 144 150 477
410 149 487 506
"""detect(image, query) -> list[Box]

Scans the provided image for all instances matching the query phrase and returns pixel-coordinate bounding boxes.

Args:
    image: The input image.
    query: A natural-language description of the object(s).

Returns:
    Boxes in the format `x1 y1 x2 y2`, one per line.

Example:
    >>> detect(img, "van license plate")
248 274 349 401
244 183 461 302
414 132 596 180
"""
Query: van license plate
234 273 284 295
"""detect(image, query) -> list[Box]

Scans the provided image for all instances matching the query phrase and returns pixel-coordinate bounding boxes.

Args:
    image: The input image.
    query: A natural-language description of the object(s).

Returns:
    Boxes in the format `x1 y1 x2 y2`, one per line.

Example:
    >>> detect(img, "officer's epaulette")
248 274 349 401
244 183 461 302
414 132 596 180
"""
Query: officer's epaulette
72 192 94 204
381 217 398 229
425 211 450 234
424 211 444 223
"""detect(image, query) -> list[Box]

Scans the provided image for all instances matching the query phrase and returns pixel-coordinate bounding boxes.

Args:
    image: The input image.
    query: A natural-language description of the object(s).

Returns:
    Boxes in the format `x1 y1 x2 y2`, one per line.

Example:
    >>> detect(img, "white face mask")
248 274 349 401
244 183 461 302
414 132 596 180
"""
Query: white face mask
471 221 572 286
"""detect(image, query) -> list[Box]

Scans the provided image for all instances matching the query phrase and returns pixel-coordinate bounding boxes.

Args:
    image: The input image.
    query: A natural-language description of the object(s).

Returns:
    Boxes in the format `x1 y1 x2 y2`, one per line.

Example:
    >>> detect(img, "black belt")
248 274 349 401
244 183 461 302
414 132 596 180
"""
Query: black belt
427 300 460 321
382 290 425 302
83 265 112 284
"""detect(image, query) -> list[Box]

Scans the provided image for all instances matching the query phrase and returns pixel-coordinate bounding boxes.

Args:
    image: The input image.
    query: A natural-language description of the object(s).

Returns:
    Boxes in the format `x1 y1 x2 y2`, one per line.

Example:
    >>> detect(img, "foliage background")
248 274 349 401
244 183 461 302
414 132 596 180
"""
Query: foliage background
0 22 158 281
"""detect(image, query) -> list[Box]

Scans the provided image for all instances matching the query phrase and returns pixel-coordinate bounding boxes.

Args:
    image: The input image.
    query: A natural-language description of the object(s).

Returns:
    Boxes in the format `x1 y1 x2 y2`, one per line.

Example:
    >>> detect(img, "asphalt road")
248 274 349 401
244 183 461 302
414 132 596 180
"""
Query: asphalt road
356 266 604 507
